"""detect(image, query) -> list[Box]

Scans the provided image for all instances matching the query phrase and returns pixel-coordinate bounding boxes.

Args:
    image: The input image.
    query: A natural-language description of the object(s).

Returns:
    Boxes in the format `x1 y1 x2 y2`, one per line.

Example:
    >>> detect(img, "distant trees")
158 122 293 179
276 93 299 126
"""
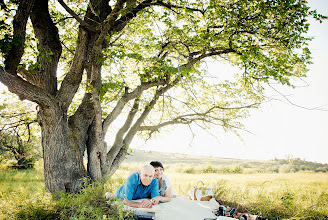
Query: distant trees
127 155 328 174
174 160 328 174
0 91 40 169
275 157 328 173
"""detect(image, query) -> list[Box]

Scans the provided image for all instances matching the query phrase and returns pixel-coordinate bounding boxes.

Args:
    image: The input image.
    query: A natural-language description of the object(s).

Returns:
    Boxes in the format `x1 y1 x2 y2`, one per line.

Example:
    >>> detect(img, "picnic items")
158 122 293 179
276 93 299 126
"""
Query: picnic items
212 206 267 220
188 181 214 201
212 206 236 217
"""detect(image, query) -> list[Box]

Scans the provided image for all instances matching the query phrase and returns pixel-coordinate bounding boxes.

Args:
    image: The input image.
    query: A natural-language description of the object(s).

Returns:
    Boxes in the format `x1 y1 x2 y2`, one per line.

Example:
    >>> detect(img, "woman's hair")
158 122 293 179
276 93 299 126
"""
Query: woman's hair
150 161 164 170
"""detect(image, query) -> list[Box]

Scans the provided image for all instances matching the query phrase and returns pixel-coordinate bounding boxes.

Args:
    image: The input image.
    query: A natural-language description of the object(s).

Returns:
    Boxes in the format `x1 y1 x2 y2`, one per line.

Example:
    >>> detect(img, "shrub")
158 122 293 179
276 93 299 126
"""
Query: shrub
54 180 135 220
279 164 296 173
232 165 243 174
199 164 219 173
0 131 40 169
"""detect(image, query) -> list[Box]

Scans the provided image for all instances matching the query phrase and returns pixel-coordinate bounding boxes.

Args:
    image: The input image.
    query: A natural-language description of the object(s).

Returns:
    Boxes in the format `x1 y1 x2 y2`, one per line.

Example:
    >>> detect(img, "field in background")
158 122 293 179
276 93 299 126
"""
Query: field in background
122 149 328 173
1 151 328 219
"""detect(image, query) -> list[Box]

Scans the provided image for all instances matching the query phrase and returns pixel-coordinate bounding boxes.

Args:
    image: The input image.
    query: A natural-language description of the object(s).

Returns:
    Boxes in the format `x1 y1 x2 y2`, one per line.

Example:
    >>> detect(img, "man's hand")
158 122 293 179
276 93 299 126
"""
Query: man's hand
139 199 153 208
151 196 161 205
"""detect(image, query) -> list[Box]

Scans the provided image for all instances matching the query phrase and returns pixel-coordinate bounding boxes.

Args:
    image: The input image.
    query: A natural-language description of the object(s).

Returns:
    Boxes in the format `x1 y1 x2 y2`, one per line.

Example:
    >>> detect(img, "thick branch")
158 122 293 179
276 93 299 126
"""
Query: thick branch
107 81 177 174
110 0 153 33
68 93 95 157
30 0 62 95
107 97 140 156
189 48 237 64
4 0 35 73
102 79 169 133
124 78 178 146
56 27 89 111
0 67 55 108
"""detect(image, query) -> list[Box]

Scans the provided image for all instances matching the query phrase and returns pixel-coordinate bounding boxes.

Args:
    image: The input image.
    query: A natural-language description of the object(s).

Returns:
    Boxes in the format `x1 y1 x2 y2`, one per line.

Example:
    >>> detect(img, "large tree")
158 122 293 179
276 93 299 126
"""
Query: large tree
0 0 324 193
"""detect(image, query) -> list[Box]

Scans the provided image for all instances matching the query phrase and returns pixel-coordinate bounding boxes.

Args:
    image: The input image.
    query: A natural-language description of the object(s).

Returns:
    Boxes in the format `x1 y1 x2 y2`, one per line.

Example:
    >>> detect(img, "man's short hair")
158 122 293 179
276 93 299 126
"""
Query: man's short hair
140 164 155 174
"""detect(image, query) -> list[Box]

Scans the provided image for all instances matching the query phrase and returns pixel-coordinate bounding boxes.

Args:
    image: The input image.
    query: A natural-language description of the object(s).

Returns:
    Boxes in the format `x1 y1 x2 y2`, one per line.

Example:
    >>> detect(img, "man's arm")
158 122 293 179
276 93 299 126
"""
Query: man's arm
117 173 137 201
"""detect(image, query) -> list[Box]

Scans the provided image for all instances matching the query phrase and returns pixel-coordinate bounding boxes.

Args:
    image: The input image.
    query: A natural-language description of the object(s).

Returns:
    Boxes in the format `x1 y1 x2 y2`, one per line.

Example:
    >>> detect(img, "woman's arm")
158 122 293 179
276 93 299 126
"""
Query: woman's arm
151 188 172 203
160 187 172 202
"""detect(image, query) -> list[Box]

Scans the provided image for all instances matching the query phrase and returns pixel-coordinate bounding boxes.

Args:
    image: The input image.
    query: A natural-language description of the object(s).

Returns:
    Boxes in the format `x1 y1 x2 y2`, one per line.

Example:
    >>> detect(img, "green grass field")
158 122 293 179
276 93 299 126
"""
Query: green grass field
1 160 328 219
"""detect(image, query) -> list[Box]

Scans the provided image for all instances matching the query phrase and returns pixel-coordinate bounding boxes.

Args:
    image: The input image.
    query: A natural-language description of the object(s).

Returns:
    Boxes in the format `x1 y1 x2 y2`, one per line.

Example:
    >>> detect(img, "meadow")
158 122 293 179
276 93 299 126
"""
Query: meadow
114 165 328 219
1 159 328 219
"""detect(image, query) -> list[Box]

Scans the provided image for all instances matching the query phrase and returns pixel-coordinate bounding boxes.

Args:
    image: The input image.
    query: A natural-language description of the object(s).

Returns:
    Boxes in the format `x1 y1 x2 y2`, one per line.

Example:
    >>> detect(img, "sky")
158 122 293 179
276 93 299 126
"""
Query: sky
130 0 328 164
1 1 327 164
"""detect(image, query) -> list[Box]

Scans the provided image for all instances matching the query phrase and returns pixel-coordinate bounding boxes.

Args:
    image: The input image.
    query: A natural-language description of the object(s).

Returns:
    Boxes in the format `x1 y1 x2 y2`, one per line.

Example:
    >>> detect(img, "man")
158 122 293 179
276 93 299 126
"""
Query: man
115 165 161 208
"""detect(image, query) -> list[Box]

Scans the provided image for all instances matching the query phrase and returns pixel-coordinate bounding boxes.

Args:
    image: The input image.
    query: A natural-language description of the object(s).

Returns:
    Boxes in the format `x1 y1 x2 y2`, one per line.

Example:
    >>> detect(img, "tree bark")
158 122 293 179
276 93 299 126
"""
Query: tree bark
38 103 87 193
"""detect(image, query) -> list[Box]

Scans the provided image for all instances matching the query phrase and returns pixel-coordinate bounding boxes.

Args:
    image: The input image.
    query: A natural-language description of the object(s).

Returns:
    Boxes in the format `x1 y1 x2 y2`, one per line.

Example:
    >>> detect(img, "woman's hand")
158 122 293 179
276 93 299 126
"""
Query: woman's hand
151 196 161 205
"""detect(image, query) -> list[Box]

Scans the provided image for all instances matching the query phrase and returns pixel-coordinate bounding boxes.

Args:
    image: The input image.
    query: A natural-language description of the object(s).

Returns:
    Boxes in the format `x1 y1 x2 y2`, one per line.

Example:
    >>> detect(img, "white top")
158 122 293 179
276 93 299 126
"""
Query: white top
159 173 176 197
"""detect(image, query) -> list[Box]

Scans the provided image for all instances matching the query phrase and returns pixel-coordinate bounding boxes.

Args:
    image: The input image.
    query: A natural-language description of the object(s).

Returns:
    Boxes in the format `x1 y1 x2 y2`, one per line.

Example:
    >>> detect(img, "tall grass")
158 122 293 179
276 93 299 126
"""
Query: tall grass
0 162 134 220
163 172 328 219
0 161 52 219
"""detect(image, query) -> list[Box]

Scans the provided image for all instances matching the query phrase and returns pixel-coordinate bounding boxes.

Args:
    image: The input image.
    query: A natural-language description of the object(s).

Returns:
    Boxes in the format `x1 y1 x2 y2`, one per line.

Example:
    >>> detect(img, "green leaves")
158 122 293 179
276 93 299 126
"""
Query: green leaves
2 0 322 143
99 76 124 98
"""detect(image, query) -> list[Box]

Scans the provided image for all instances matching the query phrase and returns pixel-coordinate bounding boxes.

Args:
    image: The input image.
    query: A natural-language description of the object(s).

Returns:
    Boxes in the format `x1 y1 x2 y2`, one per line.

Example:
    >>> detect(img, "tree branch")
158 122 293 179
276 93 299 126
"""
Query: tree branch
102 79 170 133
139 102 261 133
110 0 153 33
56 27 88 111
57 0 97 32
153 1 206 15
104 96 140 173
30 0 62 95
4 0 35 73
0 67 55 108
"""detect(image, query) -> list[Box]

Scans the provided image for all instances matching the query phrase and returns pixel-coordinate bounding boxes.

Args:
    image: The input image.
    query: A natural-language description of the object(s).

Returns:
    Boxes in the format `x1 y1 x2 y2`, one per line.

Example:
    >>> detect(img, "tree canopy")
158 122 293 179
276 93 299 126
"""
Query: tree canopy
0 0 325 193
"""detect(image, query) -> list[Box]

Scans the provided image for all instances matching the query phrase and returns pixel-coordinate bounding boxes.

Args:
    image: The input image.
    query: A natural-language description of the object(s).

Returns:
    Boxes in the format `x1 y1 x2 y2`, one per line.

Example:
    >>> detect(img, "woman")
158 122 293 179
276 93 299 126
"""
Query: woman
150 161 176 203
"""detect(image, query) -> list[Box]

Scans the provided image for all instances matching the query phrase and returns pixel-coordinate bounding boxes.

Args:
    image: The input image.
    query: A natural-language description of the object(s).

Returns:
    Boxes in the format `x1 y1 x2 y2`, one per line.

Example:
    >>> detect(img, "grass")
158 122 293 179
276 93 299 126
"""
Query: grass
0 163 54 219
169 172 328 219
1 161 328 219
0 162 134 220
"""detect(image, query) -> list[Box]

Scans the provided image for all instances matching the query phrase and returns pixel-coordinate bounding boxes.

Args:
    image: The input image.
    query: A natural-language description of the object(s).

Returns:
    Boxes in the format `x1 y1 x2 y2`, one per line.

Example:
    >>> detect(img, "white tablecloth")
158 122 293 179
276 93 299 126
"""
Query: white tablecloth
133 195 234 220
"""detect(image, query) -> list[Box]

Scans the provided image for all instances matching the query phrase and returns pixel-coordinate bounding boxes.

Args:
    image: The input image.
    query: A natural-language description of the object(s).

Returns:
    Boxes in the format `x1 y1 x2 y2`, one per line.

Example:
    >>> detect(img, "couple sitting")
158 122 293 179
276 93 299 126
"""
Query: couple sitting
112 161 175 208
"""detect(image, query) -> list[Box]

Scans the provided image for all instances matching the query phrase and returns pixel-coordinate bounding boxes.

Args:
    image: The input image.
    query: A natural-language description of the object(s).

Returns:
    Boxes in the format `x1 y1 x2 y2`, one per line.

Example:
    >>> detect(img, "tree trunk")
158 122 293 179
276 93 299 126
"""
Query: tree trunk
38 104 87 193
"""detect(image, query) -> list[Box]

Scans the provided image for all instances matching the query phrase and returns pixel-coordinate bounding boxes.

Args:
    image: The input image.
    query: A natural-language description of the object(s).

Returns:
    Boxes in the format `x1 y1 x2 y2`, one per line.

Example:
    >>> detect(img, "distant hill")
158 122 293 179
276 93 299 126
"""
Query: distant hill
122 149 328 173
123 149 273 166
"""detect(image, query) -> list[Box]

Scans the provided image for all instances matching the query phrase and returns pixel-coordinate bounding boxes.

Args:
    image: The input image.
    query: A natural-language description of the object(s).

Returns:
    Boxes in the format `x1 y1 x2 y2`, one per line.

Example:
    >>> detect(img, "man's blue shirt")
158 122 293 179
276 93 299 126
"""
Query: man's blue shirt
116 172 159 200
